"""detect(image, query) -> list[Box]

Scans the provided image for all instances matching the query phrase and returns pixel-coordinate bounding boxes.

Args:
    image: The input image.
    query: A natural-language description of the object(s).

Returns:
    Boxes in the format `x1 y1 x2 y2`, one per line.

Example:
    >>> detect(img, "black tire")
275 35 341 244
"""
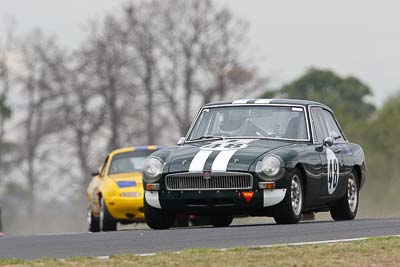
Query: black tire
330 169 359 221
211 215 233 227
274 169 304 224
88 210 100 232
144 200 175 230
175 214 189 227
100 199 117 232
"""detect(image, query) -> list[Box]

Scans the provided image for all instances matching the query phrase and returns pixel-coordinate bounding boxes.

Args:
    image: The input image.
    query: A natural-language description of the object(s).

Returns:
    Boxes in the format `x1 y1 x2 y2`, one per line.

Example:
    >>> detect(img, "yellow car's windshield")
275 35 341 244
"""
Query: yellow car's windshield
108 151 154 175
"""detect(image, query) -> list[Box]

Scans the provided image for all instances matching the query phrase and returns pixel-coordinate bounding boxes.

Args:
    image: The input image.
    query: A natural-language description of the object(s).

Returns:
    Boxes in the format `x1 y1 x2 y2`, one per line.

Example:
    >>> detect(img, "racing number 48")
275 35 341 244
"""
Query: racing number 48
328 159 338 191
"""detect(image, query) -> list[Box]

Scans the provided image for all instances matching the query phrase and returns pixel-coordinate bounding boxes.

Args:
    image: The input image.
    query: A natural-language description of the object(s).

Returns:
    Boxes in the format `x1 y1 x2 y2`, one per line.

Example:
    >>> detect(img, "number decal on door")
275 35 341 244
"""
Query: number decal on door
326 148 339 195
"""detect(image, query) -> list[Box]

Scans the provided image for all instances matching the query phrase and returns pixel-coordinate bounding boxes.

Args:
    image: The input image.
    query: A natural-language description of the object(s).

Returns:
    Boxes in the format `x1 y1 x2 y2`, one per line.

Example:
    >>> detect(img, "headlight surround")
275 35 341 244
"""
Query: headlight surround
256 155 284 180
143 157 164 183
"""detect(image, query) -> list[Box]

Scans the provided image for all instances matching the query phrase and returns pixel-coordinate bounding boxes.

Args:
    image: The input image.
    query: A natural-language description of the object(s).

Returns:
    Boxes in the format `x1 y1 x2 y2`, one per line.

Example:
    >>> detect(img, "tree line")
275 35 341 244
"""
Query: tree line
0 0 266 233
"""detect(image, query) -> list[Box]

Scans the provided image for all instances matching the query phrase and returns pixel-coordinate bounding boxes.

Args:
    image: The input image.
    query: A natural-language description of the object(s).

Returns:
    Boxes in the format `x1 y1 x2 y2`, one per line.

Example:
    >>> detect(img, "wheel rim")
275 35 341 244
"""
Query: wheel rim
291 175 302 216
348 173 358 213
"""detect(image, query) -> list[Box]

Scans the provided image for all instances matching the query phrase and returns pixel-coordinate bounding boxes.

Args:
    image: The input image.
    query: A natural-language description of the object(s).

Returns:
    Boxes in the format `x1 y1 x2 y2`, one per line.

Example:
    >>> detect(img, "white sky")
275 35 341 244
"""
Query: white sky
1 0 400 106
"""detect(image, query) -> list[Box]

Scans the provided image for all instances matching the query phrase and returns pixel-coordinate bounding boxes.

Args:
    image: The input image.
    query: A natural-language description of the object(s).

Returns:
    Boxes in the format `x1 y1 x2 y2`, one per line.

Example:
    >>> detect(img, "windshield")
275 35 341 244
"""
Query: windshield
108 150 154 175
187 105 309 141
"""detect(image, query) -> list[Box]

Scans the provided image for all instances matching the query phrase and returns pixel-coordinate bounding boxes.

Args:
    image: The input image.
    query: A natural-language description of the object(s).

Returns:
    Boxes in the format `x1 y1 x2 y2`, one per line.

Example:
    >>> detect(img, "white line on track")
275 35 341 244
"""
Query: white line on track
135 234 400 257
96 256 110 260
137 253 157 257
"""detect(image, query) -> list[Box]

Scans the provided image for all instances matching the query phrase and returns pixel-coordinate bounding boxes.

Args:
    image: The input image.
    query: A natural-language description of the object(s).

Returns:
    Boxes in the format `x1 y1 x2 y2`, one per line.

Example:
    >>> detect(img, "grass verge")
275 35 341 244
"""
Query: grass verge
1 236 400 267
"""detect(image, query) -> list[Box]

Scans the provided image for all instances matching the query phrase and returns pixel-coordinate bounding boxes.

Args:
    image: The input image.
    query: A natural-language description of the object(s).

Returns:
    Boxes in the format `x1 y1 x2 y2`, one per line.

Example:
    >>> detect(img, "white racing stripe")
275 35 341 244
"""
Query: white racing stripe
211 139 256 172
254 99 272 104
189 150 213 172
232 99 253 104
211 150 237 172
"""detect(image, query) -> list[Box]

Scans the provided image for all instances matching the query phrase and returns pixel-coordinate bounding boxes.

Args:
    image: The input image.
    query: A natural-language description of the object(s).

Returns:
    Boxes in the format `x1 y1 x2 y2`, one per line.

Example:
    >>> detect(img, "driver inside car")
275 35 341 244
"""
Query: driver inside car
218 109 258 136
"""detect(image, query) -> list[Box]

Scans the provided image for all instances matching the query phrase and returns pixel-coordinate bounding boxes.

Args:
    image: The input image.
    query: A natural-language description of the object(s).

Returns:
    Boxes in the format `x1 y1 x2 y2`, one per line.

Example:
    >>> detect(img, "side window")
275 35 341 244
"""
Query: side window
310 107 329 143
100 156 109 177
322 110 345 142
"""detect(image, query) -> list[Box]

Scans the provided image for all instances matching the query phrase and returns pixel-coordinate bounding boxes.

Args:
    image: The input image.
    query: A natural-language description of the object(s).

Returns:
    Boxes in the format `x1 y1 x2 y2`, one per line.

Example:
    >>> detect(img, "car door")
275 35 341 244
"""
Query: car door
320 109 348 199
310 107 344 202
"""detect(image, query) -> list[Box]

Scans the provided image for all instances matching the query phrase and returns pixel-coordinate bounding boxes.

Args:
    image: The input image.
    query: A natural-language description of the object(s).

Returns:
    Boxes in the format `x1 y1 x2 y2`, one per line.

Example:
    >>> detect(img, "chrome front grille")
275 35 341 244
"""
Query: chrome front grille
165 172 253 191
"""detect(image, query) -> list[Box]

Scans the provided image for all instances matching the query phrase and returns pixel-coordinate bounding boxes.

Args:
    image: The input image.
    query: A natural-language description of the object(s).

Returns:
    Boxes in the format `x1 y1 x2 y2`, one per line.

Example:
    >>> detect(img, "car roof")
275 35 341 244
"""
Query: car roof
110 146 163 156
203 98 332 111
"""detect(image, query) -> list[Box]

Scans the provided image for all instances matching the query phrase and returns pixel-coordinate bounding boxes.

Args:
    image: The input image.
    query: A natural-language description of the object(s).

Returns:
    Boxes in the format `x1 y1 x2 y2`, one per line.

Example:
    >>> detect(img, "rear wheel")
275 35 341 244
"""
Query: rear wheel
88 209 100 232
144 200 175 230
274 169 303 224
100 199 117 231
211 215 233 227
330 170 359 221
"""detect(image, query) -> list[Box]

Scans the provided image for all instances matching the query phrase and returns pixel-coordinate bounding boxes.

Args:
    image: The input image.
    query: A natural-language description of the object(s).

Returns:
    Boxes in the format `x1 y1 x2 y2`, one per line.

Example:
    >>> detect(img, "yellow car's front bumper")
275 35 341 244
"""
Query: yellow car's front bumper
105 195 145 221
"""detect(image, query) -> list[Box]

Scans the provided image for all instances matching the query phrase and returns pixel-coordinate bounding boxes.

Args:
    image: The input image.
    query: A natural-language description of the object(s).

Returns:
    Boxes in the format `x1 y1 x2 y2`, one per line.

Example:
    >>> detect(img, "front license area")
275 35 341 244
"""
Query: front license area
149 187 287 215
159 190 265 214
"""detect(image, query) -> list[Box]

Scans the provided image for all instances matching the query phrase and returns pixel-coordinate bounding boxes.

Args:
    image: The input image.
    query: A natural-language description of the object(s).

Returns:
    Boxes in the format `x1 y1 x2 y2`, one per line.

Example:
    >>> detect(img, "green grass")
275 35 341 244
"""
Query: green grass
1 236 400 267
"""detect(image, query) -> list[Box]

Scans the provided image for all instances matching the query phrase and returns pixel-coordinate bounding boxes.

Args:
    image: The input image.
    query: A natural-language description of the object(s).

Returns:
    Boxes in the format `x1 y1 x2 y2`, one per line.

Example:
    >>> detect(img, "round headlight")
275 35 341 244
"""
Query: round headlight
143 157 164 182
256 155 283 178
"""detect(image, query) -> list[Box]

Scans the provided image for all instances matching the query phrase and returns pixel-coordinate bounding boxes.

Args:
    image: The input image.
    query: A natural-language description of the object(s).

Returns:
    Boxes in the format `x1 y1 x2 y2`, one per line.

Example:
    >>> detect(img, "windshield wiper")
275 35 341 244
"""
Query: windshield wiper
189 135 225 142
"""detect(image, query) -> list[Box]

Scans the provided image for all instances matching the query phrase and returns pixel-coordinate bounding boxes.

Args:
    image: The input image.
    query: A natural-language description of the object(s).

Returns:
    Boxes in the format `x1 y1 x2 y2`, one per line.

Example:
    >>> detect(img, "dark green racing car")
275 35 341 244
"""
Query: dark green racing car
142 99 366 229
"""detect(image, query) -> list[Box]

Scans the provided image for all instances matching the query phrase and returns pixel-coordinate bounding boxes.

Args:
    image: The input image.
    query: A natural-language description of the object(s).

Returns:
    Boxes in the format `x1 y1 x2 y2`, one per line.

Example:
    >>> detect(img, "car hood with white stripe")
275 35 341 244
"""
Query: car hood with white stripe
166 139 293 173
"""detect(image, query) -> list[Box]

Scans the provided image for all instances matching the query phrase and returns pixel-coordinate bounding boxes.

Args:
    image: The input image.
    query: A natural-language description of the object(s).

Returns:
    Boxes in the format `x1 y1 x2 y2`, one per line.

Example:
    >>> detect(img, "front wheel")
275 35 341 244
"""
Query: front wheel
274 169 303 224
330 170 359 221
144 200 175 230
211 215 233 227
100 199 117 231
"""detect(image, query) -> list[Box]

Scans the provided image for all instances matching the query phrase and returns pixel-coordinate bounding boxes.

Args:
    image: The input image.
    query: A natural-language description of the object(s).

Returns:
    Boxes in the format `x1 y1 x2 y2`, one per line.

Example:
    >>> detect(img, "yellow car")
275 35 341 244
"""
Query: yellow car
87 146 162 232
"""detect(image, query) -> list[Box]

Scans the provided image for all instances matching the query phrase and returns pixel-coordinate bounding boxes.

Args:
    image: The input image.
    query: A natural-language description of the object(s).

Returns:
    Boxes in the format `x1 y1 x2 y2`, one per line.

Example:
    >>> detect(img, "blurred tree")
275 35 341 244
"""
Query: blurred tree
367 94 400 163
263 68 375 130
0 96 10 118
0 96 11 139
79 16 146 151
16 30 68 218
0 20 15 185
60 59 106 190
123 2 167 145
354 94 400 215
0 96 12 179
151 0 266 135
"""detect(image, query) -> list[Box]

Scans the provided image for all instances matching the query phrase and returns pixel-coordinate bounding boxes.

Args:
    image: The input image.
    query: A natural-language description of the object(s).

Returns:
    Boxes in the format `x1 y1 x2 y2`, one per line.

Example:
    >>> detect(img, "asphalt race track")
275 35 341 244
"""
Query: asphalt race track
0 218 399 259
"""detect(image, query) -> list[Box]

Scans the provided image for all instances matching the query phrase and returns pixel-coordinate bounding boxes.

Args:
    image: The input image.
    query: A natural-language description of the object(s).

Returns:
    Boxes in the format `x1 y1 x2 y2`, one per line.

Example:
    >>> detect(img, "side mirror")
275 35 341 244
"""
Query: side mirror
316 136 334 152
177 137 185 146
91 171 99 177
323 136 334 147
